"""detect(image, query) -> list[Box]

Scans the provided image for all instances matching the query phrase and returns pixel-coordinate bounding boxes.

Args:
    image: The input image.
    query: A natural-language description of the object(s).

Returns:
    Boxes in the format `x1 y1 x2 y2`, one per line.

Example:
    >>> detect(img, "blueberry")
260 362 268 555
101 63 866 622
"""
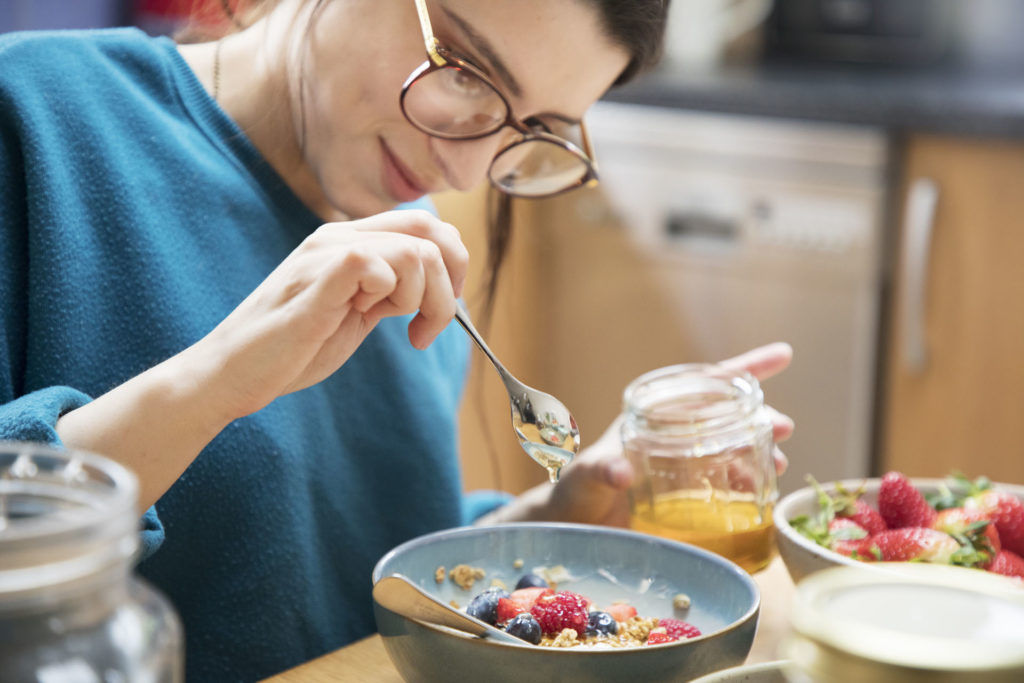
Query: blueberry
465 587 509 625
514 573 549 590
504 612 542 644
585 611 618 637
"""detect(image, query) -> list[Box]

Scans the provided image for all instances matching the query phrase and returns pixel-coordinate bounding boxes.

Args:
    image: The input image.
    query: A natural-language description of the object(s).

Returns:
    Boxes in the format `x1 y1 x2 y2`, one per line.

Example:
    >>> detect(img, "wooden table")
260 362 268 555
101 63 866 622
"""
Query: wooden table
266 557 796 682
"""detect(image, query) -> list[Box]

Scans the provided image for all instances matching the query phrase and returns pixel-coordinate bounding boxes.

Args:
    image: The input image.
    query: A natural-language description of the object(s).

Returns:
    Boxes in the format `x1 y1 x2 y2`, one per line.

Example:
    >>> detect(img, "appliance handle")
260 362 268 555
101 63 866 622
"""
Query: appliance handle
899 177 940 374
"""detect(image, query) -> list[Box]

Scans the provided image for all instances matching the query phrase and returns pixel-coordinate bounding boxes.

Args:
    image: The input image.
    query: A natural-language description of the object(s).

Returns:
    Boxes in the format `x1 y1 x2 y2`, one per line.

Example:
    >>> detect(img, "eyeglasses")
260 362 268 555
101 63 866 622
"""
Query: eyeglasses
400 0 599 198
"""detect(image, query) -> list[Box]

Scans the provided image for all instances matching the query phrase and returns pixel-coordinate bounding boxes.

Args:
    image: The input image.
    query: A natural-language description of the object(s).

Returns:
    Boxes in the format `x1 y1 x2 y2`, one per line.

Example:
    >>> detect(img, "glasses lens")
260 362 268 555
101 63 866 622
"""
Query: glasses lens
403 65 508 137
489 139 592 197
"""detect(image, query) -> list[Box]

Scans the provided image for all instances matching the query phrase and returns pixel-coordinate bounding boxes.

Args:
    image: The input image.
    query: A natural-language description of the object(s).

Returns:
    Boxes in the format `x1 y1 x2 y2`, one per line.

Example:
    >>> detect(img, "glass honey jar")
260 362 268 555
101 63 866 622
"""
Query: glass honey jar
622 363 778 573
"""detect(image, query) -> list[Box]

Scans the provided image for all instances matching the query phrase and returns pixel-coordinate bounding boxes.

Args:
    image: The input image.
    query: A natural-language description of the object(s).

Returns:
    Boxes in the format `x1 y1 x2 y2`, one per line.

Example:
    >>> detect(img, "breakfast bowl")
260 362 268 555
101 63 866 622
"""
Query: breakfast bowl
371 522 760 683
773 476 1024 583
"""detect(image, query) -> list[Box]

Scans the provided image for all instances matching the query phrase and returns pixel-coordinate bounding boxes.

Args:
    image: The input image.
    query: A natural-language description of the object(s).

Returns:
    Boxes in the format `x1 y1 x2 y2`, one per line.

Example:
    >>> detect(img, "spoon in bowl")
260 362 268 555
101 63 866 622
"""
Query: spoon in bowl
373 574 526 645
453 302 580 482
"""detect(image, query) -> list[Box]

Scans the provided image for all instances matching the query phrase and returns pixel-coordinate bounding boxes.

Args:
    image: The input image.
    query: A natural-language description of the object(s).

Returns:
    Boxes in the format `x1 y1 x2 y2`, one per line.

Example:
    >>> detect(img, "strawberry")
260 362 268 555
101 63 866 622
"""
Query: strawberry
878 471 937 529
932 507 1001 568
959 478 1024 557
496 597 525 624
826 518 875 559
989 549 1024 580
530 591 589 636
869 527 986 566
842 497 888 536
646 630 676 645
824 479 889 535
658 618 701 639
507 586 553 612
604 603 637 622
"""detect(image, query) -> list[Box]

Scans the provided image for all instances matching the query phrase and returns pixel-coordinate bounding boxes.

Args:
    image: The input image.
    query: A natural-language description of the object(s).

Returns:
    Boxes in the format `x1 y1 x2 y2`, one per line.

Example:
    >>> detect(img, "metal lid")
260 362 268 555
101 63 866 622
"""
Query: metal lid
782 563 1024 683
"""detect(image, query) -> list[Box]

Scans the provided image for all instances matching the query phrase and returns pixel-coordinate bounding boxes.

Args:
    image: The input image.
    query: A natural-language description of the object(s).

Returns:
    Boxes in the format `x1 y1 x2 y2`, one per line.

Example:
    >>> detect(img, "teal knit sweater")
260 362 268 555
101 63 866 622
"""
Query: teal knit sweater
0 27 509 681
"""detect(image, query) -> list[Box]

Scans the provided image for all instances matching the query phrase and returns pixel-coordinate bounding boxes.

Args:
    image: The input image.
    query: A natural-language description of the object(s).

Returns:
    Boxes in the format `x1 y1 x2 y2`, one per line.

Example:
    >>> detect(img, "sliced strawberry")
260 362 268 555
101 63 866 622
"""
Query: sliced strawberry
604 603 637 622
496 597 525 624
989 549 1024 580
658 618 701 639
878 471 937 529
932 507 1001 568
646 630 676 645
507 587 553 612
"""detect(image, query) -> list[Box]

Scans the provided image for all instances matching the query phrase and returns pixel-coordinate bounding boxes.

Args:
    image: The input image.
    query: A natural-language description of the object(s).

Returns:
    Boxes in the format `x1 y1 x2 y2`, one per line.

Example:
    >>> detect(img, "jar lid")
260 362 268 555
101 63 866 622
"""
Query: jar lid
783 563 1024 682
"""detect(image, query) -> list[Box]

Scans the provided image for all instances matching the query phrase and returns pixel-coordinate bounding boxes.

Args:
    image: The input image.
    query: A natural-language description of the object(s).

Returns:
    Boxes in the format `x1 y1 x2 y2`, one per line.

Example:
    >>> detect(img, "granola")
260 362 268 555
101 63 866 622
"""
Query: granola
448 563 701 648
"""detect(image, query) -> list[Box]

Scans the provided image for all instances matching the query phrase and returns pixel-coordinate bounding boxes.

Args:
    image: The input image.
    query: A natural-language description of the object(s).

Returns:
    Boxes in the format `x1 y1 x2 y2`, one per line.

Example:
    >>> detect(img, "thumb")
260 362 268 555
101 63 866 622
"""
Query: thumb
602 456 634 489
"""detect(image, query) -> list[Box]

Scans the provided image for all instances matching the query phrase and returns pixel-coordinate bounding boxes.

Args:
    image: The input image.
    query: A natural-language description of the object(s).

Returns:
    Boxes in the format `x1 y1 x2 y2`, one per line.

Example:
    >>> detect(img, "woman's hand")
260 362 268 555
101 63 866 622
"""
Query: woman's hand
191 209 468 421
481 343 794 528
57 209 467 509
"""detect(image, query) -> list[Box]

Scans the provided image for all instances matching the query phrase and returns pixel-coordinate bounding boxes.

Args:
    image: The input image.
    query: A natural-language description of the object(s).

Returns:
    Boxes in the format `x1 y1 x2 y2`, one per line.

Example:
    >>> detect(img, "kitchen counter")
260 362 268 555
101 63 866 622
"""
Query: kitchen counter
603 60 1024 138
263 556 796 681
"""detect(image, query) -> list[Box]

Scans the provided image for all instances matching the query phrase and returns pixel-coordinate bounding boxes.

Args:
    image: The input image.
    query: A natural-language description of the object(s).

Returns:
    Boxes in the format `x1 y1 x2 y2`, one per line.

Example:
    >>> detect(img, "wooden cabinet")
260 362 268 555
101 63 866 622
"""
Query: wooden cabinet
880 135 1024 483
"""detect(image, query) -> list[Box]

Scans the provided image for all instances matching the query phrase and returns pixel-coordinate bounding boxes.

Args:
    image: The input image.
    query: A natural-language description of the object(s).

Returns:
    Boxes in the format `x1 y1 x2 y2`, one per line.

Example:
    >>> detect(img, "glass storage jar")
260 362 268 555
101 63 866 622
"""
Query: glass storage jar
0 441 183 682
622 364 777 573
781 564 1024 683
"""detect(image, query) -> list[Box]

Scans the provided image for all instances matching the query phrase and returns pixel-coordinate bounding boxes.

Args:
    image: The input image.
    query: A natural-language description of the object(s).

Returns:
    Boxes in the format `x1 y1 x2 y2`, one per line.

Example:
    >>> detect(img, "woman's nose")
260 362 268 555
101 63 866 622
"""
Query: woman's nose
431 129 518 192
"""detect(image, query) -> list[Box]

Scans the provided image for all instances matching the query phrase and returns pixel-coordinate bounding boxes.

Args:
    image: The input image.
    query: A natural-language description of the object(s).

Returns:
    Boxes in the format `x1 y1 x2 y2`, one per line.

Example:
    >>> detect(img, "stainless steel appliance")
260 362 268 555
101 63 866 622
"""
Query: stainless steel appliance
585 102 890 493
765 0 957 64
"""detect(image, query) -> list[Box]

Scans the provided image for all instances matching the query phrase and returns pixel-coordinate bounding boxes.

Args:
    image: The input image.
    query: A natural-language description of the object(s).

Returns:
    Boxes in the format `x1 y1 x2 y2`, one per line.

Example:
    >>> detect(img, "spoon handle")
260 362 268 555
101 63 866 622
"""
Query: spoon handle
453 302 516 389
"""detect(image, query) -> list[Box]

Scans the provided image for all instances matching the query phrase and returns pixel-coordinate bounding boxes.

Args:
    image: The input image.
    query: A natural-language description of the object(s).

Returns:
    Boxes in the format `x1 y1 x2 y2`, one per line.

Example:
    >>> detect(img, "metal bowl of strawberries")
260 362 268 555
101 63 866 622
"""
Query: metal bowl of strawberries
773 471 1024 584
372 522 760 683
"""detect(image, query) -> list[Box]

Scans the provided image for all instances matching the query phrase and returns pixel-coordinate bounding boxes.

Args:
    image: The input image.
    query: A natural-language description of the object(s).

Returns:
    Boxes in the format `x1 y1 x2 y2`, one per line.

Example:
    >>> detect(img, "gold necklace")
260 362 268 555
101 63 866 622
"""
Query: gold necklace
213 38 223 101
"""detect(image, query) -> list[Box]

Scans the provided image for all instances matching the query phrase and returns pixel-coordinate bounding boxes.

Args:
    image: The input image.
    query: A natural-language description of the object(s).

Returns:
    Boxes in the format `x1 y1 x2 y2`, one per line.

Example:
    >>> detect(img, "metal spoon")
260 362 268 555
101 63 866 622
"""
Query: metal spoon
372 573 526 645
454 302 580 482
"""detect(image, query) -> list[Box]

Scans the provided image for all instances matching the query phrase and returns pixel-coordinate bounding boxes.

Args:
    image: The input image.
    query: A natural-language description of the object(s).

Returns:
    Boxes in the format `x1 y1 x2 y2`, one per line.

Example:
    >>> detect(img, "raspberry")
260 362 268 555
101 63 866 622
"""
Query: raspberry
529 591 589 636
658 618 702 639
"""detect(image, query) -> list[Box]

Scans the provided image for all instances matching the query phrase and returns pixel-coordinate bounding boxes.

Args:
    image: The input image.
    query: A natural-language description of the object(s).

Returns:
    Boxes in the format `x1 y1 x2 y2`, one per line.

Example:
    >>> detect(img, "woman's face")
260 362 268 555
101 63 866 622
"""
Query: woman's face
293 0 631 218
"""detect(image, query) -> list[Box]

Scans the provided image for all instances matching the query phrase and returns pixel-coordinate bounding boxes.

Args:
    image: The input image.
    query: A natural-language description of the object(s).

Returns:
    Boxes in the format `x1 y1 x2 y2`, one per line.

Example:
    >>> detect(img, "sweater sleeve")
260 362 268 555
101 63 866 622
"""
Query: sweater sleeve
461 490 514 525
0 92 165 561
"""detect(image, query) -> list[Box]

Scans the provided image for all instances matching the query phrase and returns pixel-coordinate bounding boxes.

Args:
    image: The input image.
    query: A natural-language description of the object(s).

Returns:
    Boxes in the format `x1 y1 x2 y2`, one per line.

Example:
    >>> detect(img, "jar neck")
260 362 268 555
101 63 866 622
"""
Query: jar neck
623 364 764 438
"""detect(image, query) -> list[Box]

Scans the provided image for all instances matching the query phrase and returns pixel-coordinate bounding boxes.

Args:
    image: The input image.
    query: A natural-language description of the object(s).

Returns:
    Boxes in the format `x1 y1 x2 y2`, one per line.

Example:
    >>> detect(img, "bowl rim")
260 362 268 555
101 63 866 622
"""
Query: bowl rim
773 476 1024 568
372 521 761 654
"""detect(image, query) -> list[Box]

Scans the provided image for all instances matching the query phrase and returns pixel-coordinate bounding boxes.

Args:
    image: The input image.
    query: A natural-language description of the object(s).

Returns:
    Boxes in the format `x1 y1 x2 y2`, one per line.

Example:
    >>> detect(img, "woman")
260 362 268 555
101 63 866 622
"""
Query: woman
0 0 792 679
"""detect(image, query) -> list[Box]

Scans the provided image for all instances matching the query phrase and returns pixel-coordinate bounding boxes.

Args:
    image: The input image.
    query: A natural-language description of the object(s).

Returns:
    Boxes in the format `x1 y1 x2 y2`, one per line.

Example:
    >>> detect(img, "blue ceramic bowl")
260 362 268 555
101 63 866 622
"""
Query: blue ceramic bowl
372 523 760 683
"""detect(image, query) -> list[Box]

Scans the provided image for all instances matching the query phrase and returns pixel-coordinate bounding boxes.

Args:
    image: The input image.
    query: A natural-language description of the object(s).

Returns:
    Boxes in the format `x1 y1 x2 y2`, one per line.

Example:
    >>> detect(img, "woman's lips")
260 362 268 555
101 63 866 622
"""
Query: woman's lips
381 140 429 203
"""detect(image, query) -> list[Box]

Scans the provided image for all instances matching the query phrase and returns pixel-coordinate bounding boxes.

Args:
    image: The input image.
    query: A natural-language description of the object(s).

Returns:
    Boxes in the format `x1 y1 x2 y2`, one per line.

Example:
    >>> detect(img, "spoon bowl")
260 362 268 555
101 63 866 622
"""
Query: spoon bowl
372 573 526 645
454 303 580 481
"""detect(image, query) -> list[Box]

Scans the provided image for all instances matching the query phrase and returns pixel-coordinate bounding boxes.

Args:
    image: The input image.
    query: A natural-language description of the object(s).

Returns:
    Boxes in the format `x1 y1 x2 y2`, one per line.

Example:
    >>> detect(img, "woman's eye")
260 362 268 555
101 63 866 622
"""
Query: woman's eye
523 117 553 134
441 67 491 97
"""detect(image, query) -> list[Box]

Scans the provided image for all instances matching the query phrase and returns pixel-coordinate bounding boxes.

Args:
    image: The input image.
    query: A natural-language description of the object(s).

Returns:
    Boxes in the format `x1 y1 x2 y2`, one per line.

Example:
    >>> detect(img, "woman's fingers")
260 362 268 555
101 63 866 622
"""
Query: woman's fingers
773 446 788 475
768 406 794 443
347 210 468 298
717 342 793 381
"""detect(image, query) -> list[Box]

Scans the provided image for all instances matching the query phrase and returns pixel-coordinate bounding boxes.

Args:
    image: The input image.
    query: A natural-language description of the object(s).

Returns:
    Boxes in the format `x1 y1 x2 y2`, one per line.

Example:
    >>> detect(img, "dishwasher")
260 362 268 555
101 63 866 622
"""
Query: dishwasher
579 102 891 492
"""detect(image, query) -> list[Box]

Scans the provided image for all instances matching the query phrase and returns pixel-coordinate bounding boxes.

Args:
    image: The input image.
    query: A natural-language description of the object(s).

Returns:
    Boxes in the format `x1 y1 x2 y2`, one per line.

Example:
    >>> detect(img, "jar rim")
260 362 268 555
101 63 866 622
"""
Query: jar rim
622 363 763 435
0 441 139 600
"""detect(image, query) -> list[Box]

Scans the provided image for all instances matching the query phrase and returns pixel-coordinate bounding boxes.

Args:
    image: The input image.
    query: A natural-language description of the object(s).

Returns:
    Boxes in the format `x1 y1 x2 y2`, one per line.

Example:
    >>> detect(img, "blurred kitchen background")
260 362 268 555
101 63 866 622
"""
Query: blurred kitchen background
5 0 1024 495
